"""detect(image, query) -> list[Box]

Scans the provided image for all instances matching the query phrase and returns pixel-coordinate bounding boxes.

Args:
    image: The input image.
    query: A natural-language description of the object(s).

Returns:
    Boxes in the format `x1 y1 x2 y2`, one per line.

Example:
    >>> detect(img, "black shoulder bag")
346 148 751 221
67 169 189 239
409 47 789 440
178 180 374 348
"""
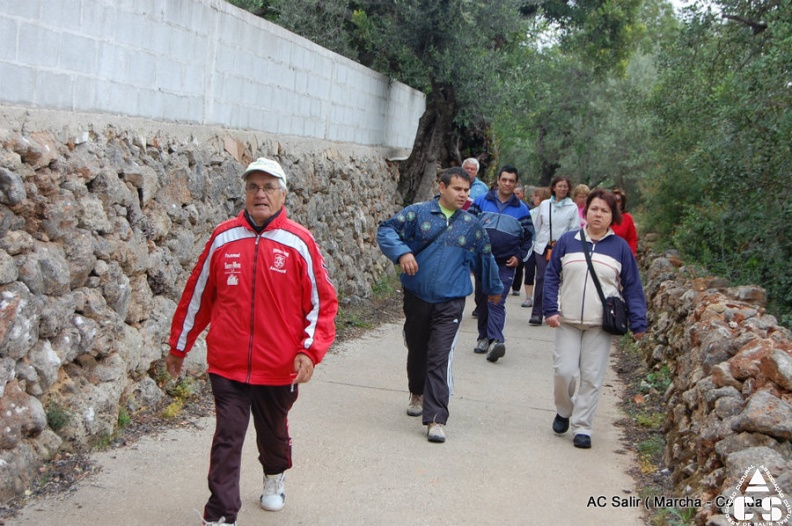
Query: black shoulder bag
413 212 460 257
579 229 629 336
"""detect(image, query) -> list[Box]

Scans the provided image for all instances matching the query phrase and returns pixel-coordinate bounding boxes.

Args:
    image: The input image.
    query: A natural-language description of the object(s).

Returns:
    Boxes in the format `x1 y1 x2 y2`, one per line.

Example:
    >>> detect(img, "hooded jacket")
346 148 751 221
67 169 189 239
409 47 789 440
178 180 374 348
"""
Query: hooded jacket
169 208 338 386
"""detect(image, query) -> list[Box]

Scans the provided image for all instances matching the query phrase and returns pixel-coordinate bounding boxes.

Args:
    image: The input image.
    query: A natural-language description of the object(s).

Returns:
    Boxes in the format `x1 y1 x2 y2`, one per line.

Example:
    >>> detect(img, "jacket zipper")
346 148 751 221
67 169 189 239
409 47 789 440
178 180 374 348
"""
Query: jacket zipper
246 235 261 383
580 240 593 323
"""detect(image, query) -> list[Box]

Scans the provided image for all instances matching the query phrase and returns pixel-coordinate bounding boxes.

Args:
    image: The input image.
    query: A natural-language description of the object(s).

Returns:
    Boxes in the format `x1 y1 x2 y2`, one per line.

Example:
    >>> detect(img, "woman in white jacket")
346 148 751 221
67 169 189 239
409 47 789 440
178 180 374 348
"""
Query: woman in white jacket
528 176 579 325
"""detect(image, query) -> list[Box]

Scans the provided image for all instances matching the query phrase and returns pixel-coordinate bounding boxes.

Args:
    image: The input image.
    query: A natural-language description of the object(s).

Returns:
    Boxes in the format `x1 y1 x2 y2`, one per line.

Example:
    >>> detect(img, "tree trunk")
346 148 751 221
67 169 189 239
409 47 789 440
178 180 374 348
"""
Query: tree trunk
397 81 457 204
537 122 559 186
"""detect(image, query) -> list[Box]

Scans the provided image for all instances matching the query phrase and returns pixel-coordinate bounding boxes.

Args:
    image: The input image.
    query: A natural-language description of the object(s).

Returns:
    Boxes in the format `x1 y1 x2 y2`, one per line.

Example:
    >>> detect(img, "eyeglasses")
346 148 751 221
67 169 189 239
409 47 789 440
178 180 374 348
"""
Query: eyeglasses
245 183 282 195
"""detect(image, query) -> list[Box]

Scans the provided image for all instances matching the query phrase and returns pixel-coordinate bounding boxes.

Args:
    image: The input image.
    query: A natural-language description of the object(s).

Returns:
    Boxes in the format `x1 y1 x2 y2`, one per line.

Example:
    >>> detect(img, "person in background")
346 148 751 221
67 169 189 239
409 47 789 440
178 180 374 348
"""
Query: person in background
610 188 638 256
521 186 550 308
468 166 534 363
572 184 591 228
463 157 489 201
510 183 527 296
168 158 338 526
543 189 647 449
377 167 502 444
528 177 579 326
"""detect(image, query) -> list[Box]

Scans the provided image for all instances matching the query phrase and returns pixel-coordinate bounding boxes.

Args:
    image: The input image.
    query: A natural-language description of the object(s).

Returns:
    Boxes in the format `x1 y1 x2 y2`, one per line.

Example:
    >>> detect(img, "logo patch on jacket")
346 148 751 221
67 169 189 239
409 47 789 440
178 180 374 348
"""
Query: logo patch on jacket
271 248 289 274
224 257 241 285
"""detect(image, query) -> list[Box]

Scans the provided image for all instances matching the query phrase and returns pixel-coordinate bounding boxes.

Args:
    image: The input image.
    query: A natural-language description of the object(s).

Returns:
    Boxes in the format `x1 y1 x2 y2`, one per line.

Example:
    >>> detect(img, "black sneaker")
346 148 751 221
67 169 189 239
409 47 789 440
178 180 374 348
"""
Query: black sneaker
528 317 542 326
486 340 506 363
474 338 489 354
552 414 570 434
573 434 591 449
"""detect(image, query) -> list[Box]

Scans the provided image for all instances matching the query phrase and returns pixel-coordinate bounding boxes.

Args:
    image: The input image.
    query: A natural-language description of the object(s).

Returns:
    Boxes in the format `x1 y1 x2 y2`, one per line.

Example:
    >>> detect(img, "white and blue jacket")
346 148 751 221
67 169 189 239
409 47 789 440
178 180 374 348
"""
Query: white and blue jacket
543 229 648 333
377 199 503 303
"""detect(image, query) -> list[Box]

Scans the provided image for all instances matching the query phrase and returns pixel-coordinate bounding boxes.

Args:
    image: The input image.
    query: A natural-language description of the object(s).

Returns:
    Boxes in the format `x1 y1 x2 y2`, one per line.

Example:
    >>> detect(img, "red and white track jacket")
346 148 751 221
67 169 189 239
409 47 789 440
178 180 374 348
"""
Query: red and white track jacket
169 209 338 386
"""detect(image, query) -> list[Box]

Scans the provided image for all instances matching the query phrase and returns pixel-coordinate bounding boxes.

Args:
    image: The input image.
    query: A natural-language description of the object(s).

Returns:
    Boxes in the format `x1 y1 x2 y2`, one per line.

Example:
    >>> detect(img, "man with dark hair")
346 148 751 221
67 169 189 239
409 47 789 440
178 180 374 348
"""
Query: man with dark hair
377 167 502 443
468 166 534 362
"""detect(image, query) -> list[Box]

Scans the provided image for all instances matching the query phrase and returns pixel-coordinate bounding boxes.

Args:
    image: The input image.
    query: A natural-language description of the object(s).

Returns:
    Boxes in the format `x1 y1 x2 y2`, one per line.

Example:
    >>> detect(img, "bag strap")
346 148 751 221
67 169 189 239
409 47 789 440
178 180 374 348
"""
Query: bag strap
579 228 608 307
413 211 460 257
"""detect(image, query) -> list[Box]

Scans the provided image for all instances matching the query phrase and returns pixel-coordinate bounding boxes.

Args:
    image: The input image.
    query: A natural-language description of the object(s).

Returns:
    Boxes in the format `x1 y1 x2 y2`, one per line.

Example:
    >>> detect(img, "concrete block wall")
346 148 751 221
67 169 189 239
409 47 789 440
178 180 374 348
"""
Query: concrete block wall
0 0 424 150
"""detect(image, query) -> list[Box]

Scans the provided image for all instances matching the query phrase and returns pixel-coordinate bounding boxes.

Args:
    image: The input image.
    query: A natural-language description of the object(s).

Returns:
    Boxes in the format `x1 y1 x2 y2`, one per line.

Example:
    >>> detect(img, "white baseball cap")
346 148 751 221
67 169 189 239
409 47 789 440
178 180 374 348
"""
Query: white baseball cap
241 157 287 183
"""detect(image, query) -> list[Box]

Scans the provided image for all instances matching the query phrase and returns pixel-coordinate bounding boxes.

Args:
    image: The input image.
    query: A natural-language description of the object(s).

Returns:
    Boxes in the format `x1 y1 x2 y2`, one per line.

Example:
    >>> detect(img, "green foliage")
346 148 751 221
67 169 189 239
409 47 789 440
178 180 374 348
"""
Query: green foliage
45 403 70 432
117 407 131 429
636 411 665 429
654 506 697 526
638 434 665 457
371 274 398 299
643 0 792 326
642 365 671 393
492 2 651 186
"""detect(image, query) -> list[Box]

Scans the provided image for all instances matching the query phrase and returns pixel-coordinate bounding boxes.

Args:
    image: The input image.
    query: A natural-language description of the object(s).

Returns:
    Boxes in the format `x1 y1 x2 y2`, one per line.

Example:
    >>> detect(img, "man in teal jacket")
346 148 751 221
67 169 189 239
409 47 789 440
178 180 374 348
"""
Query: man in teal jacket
377 167 502 443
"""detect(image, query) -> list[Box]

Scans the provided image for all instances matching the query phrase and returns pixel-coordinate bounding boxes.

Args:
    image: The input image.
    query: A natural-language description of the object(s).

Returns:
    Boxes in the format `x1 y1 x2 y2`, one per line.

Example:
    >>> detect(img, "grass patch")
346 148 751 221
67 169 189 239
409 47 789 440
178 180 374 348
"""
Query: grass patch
45 403 71 432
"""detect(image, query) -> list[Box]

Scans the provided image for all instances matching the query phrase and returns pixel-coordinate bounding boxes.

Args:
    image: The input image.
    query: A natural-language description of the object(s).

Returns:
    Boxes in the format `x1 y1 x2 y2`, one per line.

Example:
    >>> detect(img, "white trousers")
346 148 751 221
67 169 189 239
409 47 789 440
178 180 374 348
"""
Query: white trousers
552 322 613 437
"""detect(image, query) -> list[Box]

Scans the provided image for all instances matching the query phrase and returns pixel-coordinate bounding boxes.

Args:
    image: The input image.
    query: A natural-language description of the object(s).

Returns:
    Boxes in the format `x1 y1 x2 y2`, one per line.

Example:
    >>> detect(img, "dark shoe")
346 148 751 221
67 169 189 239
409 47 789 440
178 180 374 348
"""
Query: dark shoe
471 310 478 318
474 338 489 354
486 340 506 363
529 317 542 326
552 414 569 434
573 434 591 449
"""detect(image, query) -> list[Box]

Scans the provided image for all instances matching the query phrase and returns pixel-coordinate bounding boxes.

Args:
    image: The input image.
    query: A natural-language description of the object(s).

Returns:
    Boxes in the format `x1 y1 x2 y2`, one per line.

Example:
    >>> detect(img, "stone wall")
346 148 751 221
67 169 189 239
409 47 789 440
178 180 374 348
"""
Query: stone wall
0 115 403 501
640 249 792 525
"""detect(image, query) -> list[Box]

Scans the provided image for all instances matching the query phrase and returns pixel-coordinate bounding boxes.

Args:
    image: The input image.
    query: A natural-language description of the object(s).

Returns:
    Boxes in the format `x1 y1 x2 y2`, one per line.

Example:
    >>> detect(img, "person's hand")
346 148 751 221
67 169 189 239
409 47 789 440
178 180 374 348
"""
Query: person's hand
546 314 561 328
398 253 418 275
166 353 184 378
487 294 501 303
505 256 519 268
632 332 645 341
293 353 315 384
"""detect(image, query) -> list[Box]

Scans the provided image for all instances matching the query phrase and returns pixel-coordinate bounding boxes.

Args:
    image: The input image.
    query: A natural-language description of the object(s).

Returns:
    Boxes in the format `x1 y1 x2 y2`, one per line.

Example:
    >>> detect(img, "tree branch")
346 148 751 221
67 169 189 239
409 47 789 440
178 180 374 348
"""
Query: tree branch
722 15 768 35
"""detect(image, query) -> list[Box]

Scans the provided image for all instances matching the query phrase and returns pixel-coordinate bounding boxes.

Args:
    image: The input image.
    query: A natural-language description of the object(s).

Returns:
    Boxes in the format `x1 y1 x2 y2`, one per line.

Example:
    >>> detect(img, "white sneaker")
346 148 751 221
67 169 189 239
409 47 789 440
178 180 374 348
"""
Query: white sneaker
406 393 423 417
260 472 286 511
427 422 446 443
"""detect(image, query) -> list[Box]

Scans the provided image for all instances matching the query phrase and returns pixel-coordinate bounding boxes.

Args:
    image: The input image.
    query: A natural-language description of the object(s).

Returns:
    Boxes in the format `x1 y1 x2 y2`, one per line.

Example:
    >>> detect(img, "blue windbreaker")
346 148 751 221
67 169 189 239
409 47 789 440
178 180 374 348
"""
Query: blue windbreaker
468 190 534 264
377 199 503 303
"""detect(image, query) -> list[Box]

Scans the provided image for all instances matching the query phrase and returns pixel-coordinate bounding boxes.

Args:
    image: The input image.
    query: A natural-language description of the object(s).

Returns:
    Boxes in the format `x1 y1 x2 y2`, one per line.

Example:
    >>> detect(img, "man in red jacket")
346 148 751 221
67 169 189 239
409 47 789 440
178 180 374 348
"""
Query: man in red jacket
167 157 338 526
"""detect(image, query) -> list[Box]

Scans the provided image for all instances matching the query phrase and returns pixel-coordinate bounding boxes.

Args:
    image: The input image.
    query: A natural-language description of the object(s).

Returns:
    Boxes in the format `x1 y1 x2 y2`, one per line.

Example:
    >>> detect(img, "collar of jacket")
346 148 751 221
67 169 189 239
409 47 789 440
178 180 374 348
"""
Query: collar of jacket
429 197 463 219
242 207 287 233
485 189 520 207
550 196 574 208
575 227 615 243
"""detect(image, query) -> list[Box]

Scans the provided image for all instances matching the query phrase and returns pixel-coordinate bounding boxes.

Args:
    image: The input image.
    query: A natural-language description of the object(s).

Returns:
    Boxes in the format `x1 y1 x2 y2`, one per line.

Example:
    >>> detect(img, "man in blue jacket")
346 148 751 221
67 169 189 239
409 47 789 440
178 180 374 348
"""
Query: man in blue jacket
468 166 534 363
377 167 503 443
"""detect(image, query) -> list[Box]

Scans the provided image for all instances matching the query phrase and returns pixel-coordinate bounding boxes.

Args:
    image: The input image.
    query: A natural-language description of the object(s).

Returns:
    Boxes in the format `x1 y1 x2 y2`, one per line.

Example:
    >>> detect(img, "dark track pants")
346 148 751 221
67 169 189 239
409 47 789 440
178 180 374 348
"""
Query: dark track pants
474 263 515 343
403 290 465 425
204 374 298 523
